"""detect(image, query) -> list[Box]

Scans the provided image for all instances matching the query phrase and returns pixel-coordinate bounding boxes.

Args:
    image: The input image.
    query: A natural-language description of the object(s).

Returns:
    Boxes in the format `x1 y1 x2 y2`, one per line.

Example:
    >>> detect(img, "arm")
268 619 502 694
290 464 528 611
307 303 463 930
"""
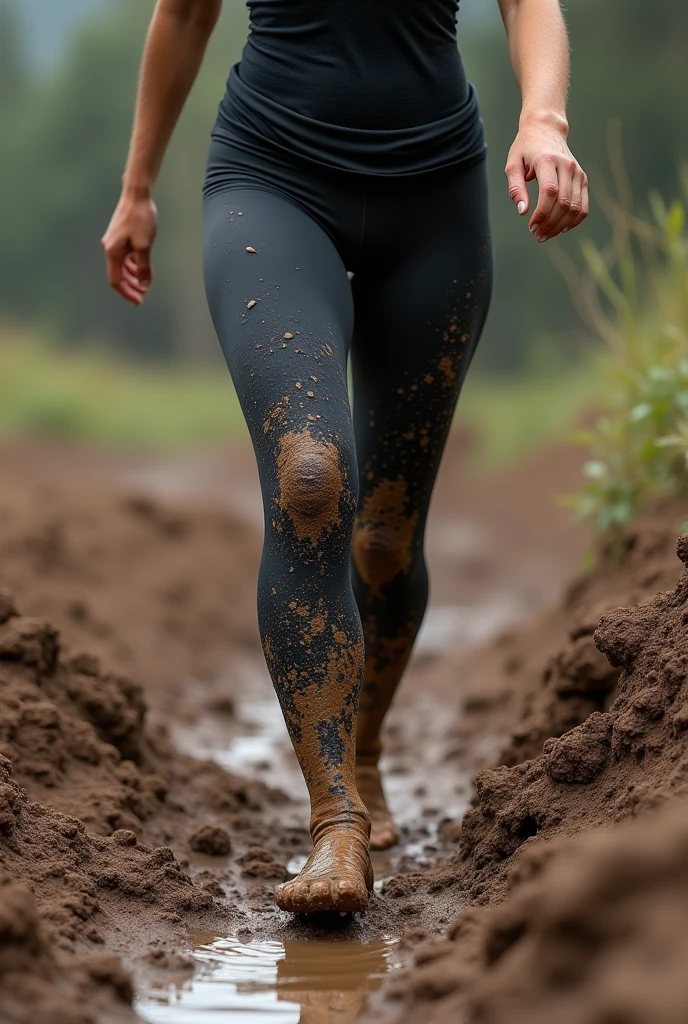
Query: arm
498 0 588 241
102 0 222 304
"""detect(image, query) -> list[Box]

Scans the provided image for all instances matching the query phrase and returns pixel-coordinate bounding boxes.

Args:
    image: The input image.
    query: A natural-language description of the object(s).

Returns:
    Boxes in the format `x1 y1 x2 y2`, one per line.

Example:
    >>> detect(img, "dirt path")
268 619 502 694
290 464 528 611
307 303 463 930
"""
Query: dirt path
0 434 591 1023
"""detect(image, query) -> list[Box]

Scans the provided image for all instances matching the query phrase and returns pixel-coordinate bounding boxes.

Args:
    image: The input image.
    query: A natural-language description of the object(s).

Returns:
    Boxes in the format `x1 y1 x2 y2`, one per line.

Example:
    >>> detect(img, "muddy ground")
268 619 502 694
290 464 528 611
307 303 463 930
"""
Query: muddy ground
1 433 687 1023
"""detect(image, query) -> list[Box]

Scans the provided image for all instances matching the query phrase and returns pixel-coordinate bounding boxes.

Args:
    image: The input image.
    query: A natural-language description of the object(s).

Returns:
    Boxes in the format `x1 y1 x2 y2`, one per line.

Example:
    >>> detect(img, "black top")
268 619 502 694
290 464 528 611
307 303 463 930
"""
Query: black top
213 0 486 178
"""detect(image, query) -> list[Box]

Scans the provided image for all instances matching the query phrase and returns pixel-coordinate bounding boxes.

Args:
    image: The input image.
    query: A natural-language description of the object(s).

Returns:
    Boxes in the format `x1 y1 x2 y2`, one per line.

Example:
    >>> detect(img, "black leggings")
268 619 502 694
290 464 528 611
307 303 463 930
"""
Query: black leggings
203 139 492 837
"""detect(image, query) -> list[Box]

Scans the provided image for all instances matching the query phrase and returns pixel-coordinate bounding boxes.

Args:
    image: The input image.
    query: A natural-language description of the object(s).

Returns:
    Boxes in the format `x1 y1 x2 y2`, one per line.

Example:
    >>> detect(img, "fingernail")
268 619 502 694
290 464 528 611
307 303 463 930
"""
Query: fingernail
517 201 526 215
529 225 537 234
537 235 547 243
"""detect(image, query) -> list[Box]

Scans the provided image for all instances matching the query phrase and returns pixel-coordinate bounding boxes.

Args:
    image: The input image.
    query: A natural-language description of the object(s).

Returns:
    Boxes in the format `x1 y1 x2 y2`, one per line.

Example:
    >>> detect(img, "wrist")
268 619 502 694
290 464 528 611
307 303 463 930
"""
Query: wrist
519 109 569 137
122 175 154 201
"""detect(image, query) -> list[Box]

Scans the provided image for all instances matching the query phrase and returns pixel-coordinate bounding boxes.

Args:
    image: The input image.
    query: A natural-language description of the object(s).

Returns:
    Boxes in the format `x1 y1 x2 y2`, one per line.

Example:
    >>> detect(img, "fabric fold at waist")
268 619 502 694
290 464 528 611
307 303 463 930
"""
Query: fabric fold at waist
212 64 486 179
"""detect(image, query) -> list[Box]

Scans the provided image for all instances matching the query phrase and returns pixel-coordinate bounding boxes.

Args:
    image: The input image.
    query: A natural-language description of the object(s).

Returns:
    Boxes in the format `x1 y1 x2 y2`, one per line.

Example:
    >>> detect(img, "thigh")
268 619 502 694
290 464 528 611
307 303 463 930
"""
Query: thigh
203 187 357 496
350 160 492 516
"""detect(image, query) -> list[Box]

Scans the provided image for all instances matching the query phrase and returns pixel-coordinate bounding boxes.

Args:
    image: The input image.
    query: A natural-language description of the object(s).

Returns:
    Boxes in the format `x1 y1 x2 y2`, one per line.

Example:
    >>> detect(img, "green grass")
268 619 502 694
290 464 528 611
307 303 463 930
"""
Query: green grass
0 331 595 464
0 334 245 449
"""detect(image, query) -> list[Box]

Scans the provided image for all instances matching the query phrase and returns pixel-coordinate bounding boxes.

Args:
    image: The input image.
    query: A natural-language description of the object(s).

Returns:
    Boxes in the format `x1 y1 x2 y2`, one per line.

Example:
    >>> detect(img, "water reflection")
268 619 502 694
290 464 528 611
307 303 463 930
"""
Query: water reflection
137 935 399 1024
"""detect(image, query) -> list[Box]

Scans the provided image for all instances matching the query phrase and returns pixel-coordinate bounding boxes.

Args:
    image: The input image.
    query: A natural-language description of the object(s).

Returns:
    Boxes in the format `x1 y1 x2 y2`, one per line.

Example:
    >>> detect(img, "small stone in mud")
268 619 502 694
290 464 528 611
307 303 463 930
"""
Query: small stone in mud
284 332 294 339
246 246 258 254
189 824 232 856
201 879 226 897
247 300 257 309
111 829 138 847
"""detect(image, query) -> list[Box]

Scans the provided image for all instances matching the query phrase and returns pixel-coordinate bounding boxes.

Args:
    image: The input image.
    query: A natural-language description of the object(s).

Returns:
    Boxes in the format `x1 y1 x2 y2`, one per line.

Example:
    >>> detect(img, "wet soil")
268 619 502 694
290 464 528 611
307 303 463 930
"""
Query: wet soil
8 433 688 1023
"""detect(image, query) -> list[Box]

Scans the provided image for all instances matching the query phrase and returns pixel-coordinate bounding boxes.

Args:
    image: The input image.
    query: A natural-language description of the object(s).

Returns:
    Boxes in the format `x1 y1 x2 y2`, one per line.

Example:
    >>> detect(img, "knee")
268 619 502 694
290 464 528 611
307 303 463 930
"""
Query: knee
276 429 354 546
352 520 418 595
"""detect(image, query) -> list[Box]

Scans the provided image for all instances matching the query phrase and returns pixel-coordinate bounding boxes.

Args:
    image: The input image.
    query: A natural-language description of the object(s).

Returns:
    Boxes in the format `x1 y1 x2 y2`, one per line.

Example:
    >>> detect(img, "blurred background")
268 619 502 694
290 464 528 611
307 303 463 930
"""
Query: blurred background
0 0 686 468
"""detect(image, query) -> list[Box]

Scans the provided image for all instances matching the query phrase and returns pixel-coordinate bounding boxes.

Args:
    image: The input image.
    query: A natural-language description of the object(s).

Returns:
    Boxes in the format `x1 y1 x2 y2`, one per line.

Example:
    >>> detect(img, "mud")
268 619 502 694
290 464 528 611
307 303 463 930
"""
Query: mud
352 479 419 597
276 428 343 547
379 510 688 1024
14 429 688 1024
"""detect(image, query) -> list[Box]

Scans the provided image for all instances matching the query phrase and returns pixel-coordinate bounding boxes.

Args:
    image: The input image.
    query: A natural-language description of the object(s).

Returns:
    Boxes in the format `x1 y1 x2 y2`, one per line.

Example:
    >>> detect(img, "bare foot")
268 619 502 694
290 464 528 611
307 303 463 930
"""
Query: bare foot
356 759 399 850
275 825 373 914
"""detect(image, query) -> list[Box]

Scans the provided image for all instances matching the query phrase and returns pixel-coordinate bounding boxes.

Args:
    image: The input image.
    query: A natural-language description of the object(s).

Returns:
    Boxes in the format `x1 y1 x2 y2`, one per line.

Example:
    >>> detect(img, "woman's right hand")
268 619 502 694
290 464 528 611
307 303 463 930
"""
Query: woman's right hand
101 192 158 305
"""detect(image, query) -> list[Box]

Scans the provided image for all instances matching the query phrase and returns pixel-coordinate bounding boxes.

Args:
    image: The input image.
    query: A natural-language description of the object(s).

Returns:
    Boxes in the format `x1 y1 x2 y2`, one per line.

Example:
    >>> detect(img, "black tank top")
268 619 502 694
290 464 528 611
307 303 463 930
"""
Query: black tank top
212 0 485 178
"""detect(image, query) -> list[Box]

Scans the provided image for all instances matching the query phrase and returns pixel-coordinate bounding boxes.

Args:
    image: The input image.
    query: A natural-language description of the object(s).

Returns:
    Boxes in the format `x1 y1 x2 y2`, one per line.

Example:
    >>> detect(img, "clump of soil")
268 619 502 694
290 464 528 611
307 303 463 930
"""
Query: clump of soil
0 876 137 1024
459 530 688 904
189 824 232 856
393 798 688 1024
450 501 688 773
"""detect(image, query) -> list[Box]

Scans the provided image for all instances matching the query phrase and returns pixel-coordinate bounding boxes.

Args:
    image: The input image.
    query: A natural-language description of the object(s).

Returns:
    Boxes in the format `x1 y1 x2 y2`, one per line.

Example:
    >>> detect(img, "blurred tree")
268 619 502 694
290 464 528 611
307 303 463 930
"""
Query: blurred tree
0 0 247 361
0 0 27 112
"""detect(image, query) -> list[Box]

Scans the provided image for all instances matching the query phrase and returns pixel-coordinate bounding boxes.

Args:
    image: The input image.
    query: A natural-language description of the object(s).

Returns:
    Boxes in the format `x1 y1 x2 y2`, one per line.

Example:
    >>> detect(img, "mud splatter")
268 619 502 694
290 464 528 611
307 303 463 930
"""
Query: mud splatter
438 355 457 390
352 478 419 597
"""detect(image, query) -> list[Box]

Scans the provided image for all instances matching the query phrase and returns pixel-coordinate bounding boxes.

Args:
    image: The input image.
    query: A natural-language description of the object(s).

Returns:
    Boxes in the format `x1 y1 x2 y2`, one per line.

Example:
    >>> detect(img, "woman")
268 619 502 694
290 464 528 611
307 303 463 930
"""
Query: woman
102 0 588 916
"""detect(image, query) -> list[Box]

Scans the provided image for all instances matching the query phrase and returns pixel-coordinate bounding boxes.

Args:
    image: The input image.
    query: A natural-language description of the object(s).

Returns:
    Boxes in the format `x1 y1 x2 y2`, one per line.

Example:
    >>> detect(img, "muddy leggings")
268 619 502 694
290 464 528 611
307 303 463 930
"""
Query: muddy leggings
203 138 492 845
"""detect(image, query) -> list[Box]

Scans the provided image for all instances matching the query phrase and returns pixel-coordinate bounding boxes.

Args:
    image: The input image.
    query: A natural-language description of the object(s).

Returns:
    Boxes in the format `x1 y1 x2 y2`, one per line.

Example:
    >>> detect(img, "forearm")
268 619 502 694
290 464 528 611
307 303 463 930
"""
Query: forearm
122 0 221 197
499 0 570 134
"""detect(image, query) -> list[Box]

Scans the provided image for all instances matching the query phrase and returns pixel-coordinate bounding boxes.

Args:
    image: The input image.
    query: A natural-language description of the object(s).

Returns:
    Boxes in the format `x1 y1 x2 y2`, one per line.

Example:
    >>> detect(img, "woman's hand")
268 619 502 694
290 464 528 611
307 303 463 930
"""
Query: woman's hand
505 118 588 242
101 192 158 305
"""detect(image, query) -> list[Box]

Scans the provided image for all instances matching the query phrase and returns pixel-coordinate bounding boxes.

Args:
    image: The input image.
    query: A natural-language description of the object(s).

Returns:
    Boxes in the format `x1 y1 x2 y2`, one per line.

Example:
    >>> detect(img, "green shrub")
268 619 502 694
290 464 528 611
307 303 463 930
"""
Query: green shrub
564 169 688 531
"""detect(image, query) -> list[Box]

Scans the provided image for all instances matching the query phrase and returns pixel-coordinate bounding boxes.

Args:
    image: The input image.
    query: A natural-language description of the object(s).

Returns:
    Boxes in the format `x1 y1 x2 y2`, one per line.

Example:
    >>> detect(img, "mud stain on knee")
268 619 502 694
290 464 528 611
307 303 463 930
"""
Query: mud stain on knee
352 477 419 597
276 427 343 547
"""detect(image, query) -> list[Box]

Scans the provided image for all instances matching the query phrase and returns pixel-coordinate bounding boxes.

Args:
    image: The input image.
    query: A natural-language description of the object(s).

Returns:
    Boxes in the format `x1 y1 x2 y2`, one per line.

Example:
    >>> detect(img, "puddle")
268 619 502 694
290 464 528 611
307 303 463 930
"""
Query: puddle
136 935 400 1023
159 599 509 1021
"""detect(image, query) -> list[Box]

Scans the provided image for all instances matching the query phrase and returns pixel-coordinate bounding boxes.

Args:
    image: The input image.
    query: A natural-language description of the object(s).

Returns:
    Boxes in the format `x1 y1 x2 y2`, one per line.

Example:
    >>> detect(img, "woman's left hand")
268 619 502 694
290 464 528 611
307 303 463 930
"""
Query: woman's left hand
505 120 588 242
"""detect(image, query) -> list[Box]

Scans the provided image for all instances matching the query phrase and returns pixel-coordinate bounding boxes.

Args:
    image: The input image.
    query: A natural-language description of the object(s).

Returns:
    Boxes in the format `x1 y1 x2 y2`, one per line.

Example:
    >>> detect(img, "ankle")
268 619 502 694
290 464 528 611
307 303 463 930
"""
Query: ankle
310 801 371 844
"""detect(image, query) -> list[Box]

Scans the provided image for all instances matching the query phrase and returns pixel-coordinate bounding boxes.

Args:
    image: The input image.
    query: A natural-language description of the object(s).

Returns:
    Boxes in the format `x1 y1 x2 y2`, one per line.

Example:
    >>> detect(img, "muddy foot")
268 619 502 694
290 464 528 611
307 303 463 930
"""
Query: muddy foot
275 825 373 914
356 760 399 851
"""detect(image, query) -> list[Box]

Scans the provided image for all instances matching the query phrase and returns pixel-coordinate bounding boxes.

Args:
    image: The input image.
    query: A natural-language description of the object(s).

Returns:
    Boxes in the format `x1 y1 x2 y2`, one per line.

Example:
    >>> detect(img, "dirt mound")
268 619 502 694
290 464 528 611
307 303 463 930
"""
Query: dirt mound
0 441 262 705
393 798 688 1024
0 585 292 1019
0 590 169 834
449 501 688 773
384 524 688 1023
458 531 688 904
0 875 138 1024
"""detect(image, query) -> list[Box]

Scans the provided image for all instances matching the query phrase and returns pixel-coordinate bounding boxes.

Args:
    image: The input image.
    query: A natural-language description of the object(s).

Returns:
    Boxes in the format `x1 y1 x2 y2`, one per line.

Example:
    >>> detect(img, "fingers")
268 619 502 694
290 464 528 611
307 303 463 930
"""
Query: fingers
530 157 589 242
121 253 150 305
565 176 590 234
134 248 153 289
536 160 575 241
101 237 151 306
505 157 530 216
528 155 560 239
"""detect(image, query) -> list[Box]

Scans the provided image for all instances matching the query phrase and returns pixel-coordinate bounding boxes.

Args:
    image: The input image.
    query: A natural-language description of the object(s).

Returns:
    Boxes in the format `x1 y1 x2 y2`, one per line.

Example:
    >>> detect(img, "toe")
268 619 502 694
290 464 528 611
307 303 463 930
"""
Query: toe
308 879 331 908
335 878 368 912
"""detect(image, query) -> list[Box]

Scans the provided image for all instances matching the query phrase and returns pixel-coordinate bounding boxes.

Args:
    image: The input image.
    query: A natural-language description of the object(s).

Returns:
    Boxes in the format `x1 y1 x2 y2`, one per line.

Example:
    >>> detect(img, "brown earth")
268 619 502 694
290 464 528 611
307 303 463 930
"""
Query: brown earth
4 431 688 1024
380 513 688 1024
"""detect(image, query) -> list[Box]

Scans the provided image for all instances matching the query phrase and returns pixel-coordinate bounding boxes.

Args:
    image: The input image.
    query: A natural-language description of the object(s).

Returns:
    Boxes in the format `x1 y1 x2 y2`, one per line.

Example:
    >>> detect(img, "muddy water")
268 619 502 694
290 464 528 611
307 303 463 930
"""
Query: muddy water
140 597 509 1023
137 934 400 1023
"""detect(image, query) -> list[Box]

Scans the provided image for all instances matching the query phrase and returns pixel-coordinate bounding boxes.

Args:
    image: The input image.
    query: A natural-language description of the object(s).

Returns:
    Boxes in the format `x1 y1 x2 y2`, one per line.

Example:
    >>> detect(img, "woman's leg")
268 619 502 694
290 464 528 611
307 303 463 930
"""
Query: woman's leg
203 188 372 912
350 161 493 848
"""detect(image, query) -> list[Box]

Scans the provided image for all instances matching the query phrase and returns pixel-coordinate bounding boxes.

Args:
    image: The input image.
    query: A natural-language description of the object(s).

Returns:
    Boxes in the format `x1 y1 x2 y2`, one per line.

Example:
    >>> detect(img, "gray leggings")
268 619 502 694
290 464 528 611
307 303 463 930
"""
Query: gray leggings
203 138 492 827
